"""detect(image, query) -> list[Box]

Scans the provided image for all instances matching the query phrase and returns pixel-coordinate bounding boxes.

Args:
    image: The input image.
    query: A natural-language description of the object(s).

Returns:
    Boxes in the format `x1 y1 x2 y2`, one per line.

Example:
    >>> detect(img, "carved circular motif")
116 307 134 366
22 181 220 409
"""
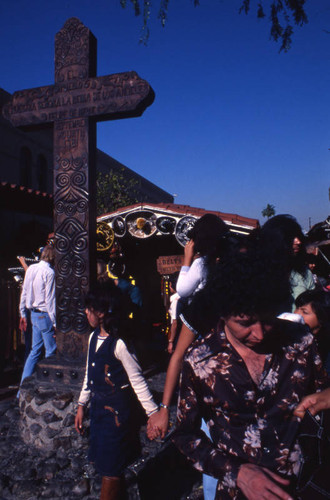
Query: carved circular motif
56 237 70 254
55 201 65 214
72 171 86 187
74 236 88 252
57 312 72 333
58 295 70 309
73 156 87 170
57 276 66 288
72 256 86 277
56 173 70 188
59 158 71 171
73 312 89 334
57 258 72 277
77 200 88 213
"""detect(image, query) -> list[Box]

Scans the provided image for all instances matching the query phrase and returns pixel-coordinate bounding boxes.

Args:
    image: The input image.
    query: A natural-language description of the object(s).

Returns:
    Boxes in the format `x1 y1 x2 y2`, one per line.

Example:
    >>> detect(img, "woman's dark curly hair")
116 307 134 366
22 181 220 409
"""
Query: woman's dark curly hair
190 213 229 262
187 245 291 332
260 214 308 274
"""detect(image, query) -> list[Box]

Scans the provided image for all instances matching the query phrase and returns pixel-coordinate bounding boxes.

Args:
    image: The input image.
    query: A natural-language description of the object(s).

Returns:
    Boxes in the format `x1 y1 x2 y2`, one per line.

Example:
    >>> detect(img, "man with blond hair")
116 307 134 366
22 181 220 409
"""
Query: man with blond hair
19 245 56 388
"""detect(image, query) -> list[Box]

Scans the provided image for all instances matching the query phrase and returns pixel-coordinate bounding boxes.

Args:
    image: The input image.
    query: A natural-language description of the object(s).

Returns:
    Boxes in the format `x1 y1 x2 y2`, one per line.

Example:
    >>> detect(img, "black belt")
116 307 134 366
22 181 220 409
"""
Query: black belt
30 308 43 313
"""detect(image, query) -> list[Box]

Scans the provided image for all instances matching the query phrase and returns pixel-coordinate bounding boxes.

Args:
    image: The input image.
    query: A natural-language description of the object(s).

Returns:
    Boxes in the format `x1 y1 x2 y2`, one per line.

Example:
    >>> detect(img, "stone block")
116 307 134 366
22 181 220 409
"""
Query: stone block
35 390 56 405
46 426 59 439
53 436 71 450
25 405 37 419
62 412 75 428
41 410 62 424
30 423 42 435
52 392 73 410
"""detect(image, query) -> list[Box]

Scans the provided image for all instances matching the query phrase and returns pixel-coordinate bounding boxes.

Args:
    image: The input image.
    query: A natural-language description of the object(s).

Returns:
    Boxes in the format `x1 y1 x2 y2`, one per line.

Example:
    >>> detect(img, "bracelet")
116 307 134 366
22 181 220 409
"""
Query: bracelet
159 403 169 410
168 340 173 343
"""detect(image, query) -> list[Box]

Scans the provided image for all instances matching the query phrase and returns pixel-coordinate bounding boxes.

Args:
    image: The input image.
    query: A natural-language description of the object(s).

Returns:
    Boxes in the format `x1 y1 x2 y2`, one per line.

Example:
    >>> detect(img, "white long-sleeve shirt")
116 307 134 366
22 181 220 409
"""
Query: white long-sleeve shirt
19 260 56 326
78 332 158 417
176 256 207 298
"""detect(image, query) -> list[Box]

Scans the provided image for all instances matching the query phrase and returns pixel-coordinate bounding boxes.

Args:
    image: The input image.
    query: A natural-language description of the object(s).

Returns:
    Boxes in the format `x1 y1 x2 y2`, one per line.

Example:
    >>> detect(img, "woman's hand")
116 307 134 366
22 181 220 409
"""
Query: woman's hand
183 240 195 267
167 340 174 354
294 387 330 419
237 463 292 500
147 408 169 440
75 405 85 434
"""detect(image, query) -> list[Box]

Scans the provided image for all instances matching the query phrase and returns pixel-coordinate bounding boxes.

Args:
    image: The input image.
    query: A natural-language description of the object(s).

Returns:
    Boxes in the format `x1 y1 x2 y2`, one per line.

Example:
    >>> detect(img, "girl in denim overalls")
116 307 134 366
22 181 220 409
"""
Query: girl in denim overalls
75 283 158 499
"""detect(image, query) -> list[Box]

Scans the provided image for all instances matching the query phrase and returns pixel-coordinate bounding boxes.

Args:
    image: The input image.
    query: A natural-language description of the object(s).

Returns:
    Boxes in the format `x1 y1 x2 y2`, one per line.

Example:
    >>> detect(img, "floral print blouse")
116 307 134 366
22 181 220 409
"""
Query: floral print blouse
172 319 329 499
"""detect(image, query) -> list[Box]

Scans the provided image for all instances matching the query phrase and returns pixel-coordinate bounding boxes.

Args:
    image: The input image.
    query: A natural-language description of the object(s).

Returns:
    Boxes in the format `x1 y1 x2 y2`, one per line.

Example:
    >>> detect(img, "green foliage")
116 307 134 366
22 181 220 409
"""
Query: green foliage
119 0 308 51
261 203 276 219
97 169 141 216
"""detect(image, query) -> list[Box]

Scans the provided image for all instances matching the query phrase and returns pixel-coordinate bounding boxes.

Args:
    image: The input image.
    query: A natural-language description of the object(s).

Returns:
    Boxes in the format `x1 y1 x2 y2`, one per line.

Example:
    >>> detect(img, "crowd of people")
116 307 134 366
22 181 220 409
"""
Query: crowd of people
16 213 330 500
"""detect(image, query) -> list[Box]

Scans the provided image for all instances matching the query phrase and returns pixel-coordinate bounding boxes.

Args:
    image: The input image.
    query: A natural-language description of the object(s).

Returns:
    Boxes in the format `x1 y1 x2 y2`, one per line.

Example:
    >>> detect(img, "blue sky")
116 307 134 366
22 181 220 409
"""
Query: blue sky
1 0 329 230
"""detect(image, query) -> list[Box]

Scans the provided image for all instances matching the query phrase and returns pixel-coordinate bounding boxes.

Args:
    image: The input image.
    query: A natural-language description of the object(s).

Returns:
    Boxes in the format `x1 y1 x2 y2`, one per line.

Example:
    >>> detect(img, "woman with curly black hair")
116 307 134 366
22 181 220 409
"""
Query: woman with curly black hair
171 249 329 500
260 214 315 310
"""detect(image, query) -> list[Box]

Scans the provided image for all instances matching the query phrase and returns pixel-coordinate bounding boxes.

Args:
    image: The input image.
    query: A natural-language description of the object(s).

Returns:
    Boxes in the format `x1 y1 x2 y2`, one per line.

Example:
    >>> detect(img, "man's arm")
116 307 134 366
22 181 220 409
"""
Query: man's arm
19 267 30 319
44 269 56 326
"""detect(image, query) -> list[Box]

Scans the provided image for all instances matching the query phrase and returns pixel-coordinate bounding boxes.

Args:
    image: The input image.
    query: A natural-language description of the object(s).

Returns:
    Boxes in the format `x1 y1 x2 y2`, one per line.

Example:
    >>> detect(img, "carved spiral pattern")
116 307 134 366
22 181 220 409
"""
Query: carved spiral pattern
58 157 71 171
73 155 87 170
56 236 70 254
57 173 71 188
57 276 66 288
73 313 88 333
57 255 72 276
71 171 86 187
55 155 86 173
74 235 88 252
72 255 86 277
56 275 89 333
55 201 65 214
57 312 72 333
77 200 88 213
58 295 70 310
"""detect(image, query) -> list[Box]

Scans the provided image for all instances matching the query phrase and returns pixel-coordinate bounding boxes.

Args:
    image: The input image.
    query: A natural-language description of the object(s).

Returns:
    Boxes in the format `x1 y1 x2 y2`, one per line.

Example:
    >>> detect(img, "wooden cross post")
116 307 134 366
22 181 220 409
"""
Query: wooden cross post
3 18 154 360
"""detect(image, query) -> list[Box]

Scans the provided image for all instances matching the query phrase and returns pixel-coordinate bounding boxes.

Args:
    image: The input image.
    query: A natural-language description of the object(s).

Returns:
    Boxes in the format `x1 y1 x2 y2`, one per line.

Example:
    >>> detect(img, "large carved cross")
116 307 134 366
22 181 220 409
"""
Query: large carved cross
3 18 154 360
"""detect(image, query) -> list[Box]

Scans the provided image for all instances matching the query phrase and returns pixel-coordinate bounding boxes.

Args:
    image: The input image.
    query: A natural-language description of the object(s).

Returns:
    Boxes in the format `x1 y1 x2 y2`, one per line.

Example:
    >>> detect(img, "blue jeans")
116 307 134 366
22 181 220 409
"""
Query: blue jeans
20 310 56 385
202 419 218 500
